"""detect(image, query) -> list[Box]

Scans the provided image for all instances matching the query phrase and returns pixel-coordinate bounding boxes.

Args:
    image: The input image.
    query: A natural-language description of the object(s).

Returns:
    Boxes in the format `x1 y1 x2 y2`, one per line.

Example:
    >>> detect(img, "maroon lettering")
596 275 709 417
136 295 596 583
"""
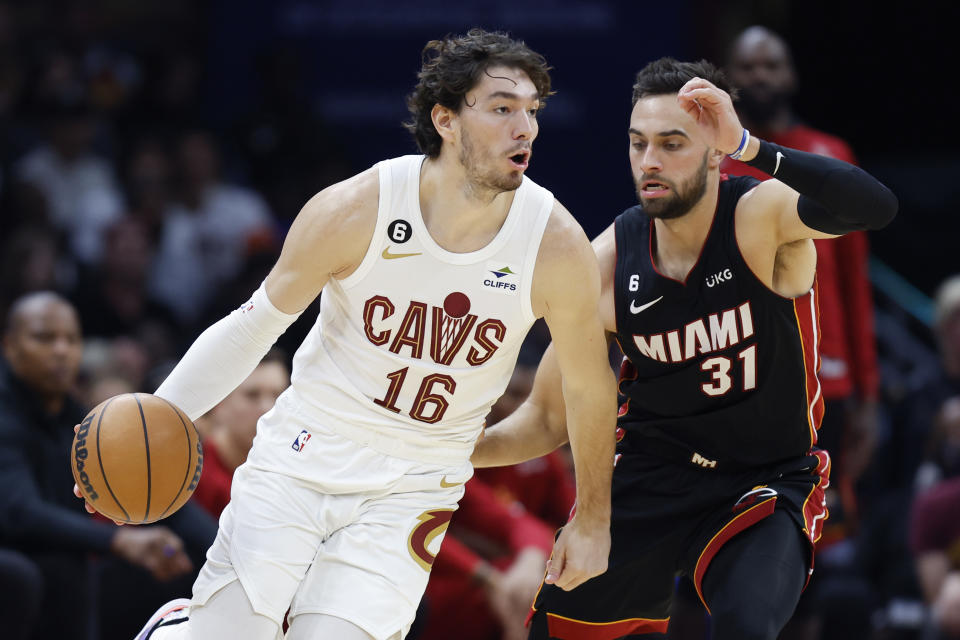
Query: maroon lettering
389 302 428 359
430 307 477 365
466 319 506 366
410 374 457 423
363 296 395 346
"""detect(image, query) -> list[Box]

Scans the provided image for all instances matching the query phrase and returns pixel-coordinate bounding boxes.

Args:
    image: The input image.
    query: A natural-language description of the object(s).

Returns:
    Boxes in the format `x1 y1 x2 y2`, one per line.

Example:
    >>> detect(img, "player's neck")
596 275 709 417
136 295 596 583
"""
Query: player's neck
651 179 720 278
418 155 516 253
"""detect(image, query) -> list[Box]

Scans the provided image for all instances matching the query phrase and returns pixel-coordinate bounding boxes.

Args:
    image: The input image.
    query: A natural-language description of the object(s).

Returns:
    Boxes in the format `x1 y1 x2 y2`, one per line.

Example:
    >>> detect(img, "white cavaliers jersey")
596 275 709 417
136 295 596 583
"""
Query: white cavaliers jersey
281 155 553 465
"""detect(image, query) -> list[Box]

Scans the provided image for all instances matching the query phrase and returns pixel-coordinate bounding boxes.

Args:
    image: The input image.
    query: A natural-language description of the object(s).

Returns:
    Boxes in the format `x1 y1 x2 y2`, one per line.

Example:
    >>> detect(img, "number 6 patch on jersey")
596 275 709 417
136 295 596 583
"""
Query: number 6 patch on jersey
407 508 455 571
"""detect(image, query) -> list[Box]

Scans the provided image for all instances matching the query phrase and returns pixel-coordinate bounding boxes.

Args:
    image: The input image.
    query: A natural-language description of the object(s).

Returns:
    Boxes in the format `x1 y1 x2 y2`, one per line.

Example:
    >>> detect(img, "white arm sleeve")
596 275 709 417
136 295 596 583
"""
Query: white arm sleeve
155 282 302 420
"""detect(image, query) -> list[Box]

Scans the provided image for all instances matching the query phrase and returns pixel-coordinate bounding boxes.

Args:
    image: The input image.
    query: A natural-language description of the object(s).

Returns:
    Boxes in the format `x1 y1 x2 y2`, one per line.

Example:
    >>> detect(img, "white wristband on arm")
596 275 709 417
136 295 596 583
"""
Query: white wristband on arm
727 128 750 160
155 282 302 420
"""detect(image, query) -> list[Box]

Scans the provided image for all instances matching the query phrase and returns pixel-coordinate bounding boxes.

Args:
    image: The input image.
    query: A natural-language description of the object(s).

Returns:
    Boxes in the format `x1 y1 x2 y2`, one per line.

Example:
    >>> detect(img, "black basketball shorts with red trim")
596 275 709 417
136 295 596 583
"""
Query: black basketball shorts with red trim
528 448 830 640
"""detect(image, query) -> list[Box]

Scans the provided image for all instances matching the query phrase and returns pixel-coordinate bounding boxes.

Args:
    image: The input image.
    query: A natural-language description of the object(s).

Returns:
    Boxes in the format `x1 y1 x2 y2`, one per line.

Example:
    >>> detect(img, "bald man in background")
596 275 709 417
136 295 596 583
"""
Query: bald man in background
0 292 195 640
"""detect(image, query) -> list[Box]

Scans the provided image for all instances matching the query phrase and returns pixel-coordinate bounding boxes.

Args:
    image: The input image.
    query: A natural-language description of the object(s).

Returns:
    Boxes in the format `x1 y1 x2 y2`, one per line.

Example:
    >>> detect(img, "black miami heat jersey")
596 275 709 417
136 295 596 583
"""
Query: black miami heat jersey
614 175 824 467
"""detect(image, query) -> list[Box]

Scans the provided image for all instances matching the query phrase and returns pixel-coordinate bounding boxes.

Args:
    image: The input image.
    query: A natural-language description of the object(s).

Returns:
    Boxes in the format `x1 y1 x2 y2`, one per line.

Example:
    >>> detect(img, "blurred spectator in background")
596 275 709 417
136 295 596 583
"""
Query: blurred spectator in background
79 335 152 398
0 226 71 322
915 397 960 493
910 475 960 639
192 349 289 519
788 275 960 638
84 371 136 408
119 136 174 242
13 100 124 264
148 129 277 327
0 292 192 640
889 276 960 490
71 217 180 341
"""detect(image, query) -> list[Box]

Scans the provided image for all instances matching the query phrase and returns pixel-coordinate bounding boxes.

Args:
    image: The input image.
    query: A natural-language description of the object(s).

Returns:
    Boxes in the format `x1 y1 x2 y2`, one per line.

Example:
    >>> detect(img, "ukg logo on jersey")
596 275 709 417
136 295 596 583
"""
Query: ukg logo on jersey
484 262 519 295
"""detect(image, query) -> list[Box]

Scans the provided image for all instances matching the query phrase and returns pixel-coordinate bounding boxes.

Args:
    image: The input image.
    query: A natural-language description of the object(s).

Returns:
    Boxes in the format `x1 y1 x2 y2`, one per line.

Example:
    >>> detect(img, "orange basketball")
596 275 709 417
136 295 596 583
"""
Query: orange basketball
71 393 203 524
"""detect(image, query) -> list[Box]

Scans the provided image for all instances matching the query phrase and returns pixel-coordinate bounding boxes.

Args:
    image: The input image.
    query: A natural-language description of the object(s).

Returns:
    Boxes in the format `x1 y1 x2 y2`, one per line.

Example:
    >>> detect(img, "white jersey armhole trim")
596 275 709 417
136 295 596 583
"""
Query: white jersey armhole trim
337 161 391 290
519 189 555 324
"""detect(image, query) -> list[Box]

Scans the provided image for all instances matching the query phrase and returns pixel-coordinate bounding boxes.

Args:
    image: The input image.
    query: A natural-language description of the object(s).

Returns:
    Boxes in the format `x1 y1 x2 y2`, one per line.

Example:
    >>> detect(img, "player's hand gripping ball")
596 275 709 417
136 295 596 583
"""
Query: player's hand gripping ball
71 393 203 524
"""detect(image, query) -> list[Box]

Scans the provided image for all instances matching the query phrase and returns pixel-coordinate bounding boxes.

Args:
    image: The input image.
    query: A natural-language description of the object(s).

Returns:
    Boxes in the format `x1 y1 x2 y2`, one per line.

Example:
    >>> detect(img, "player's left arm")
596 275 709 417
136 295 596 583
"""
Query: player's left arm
528 202 616 590
678 77 898 244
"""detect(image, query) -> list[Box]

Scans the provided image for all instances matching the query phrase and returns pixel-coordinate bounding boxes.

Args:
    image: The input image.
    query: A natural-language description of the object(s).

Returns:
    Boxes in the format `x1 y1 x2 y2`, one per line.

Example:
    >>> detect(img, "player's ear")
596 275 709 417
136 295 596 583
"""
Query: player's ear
431 104 457 146
709 147 725 169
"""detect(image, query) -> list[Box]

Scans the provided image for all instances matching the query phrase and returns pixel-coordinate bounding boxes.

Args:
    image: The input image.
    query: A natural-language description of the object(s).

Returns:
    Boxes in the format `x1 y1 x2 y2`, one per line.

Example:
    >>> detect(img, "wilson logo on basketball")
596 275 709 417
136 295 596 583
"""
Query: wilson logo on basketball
188 439 204 492
73 413 99 501
362 292 506 367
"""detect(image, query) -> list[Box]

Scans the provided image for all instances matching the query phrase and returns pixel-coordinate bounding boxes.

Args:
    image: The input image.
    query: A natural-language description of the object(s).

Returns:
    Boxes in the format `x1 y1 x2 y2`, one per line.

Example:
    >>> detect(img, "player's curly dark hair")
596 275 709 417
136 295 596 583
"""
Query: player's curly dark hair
631 57 738 105
404 28 553 158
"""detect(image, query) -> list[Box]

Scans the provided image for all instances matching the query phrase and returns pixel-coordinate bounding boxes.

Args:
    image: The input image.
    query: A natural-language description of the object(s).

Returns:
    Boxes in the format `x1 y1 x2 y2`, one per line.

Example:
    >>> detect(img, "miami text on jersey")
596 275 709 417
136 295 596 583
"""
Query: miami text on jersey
632 301 755 363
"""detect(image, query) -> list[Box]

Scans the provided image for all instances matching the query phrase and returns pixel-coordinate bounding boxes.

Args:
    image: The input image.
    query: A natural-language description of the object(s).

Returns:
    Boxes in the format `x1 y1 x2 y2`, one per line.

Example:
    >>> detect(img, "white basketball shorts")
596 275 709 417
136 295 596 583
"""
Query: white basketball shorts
190 390 472 640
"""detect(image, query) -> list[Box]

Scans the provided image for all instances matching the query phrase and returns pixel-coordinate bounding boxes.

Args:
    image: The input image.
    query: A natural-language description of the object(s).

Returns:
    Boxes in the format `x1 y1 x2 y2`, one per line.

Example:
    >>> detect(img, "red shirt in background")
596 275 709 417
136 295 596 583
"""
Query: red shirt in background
722 125 879 402
474 450 576 528
910 476 960 564
190 440 232 519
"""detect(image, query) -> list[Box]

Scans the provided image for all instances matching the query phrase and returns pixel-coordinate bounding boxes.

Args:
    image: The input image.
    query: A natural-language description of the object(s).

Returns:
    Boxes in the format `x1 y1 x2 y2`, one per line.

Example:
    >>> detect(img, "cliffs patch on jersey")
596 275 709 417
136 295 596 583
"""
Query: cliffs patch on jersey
363 292 505 367
483 261 520 295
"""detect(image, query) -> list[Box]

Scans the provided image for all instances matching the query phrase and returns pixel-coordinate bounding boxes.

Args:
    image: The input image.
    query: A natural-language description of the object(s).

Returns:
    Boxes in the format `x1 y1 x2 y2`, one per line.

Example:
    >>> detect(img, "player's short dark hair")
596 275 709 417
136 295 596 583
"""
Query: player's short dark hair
631 57 737 105
404 28 553 158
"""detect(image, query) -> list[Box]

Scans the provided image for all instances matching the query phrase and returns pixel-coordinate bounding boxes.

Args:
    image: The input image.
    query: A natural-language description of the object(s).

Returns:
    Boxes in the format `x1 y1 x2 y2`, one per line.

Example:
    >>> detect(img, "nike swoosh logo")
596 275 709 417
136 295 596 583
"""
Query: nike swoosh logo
440 475 461 488
382 246 422 260
629 296 663 314
773 151 784 175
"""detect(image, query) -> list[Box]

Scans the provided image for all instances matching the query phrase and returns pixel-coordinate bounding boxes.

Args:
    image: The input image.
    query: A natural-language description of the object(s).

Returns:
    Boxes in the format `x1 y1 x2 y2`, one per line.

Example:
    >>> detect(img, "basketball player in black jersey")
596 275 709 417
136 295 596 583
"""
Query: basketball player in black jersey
472 58 897 640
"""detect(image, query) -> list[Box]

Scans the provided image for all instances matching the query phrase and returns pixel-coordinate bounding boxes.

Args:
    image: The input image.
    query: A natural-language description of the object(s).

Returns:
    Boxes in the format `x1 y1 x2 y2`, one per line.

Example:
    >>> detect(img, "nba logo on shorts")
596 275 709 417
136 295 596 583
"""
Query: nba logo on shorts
291 430 312 452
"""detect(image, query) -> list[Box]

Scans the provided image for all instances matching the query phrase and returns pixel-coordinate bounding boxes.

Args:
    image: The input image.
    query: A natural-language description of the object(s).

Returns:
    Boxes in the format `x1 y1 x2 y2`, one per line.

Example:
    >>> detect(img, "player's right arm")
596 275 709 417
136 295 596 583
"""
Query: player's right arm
475 216 619 592
154 168 379 420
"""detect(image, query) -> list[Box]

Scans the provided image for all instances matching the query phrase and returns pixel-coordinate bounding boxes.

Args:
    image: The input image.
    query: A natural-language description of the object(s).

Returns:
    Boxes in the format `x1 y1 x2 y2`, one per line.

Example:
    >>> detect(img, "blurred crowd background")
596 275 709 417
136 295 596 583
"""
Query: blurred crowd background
0 1 956 639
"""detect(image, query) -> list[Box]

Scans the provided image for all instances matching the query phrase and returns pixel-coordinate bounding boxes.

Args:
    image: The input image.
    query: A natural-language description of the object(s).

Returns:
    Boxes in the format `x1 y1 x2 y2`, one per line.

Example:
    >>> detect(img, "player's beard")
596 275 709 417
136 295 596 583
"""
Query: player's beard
636 151 709 220
459 126 523 199
737 84 792 127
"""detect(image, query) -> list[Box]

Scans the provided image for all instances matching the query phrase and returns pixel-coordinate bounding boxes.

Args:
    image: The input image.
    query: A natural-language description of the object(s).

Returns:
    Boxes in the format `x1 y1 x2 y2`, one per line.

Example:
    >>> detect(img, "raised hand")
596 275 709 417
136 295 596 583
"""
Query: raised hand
676 77 744 154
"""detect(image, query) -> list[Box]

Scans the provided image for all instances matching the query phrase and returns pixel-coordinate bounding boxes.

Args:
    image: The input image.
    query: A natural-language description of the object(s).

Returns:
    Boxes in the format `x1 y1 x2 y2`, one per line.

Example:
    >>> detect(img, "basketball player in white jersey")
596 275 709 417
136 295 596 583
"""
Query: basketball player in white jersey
99 29 616 640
